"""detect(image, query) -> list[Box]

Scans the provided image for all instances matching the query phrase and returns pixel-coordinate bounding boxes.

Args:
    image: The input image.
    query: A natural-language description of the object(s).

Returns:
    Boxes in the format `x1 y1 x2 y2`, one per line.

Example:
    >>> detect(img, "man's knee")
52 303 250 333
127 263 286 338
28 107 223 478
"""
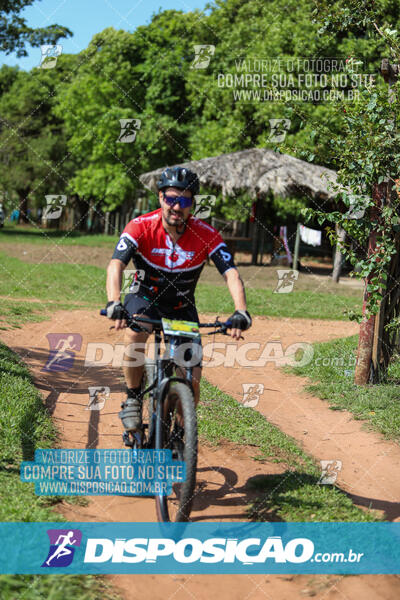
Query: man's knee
123 314 151 343
122 316 151 370
193 366 202 379
192 367 202 390
124 328 144 344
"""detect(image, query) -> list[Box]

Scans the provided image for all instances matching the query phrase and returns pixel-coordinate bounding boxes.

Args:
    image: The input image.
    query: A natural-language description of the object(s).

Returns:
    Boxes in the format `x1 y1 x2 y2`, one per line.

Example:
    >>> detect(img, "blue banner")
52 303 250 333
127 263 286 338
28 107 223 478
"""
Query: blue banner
0 523 399 574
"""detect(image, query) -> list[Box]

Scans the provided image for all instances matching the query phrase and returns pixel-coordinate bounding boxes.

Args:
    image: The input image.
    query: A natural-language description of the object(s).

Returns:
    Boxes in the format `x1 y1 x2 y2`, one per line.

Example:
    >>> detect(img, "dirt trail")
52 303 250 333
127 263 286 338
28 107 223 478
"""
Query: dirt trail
203 315 400 522
1 311 399 599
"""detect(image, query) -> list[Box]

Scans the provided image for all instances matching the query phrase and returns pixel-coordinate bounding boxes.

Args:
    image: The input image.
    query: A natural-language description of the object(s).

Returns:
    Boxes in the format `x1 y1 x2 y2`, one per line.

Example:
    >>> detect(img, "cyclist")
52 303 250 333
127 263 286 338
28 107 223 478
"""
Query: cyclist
105 166 252 432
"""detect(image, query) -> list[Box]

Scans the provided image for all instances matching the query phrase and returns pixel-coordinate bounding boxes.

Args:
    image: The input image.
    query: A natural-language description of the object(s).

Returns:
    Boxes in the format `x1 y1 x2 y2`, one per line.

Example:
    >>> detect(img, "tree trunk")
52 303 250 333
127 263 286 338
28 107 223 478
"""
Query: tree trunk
104 211 110 235
373 230 400 378
354 185 384 385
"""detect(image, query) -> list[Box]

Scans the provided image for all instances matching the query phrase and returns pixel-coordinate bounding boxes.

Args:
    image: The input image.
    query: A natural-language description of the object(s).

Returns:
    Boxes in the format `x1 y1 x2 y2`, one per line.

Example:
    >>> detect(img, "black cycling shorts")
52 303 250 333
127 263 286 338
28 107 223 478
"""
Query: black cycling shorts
123 293 202 368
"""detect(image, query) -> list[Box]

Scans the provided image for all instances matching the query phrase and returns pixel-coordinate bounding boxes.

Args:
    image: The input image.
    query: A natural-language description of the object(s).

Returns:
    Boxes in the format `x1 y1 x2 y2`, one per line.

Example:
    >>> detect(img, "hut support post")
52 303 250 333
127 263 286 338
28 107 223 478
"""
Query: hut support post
332 224 346 283
292 223 300 270
258 226 265 265
251 198 262 265
251 223 259 264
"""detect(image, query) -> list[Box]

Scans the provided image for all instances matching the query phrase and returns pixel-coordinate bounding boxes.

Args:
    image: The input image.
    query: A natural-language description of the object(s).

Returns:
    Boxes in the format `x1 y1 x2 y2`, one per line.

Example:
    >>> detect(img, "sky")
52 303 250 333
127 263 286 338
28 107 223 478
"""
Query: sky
1 0 211 71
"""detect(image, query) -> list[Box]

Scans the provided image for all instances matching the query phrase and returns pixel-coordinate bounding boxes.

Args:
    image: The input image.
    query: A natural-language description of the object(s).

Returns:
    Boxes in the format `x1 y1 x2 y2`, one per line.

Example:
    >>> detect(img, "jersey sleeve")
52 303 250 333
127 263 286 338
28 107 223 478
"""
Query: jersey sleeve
210 244 236 275
111 220 141 265
207 229 236 275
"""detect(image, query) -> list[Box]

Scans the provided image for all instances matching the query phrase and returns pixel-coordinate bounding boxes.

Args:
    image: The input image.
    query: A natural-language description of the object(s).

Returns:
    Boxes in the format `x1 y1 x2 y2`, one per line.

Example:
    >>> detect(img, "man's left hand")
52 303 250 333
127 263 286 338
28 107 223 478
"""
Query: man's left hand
228 310 252 340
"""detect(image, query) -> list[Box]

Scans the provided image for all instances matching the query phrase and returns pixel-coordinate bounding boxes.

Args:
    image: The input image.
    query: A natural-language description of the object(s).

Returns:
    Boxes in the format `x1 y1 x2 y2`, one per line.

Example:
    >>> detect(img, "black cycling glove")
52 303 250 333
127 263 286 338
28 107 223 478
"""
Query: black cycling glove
229 310 252 331
106 301 125 320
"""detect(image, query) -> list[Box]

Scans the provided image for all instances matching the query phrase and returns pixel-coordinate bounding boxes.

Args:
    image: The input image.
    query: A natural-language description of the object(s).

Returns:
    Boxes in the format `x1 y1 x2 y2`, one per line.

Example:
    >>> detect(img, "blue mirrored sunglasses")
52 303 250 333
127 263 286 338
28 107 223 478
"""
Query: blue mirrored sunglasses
163 193 193 208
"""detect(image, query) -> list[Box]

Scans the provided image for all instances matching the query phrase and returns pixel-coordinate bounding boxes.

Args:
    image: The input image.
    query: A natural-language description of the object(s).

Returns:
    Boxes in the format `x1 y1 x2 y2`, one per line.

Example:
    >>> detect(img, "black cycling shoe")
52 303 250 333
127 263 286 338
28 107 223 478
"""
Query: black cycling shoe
119 396 143 432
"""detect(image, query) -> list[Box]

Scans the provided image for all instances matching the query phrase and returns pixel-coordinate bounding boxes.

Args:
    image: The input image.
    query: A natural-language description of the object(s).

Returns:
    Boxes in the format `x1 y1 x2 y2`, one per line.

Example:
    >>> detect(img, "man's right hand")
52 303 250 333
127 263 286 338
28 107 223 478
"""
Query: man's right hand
106 301 126 330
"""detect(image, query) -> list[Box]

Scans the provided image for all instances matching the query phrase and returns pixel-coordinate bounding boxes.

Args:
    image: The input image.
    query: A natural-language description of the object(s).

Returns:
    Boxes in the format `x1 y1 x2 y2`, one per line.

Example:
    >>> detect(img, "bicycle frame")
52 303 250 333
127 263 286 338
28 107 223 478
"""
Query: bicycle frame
142 327 195 449
99 309 232 450
99 309 232 521
143 331 194 395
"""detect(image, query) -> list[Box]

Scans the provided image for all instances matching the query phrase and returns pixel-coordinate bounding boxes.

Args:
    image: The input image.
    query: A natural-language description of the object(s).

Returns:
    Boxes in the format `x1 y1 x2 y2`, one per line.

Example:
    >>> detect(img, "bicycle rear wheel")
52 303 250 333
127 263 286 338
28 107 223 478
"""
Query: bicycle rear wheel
155 382 197 522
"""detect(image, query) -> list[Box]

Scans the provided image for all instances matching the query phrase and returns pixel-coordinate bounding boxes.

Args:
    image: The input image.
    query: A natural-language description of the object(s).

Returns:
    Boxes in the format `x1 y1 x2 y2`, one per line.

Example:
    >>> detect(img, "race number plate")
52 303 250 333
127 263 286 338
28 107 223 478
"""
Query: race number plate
161 319 200 338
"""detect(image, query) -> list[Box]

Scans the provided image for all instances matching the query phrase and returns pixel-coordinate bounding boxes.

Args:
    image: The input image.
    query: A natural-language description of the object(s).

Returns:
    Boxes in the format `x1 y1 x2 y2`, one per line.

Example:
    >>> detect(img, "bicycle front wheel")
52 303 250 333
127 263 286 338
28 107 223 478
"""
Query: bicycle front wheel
155 382 198 522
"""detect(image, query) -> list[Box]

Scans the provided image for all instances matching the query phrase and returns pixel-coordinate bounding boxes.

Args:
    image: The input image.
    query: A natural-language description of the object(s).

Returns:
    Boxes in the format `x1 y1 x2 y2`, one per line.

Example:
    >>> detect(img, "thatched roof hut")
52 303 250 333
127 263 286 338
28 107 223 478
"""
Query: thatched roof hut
139 148 338 201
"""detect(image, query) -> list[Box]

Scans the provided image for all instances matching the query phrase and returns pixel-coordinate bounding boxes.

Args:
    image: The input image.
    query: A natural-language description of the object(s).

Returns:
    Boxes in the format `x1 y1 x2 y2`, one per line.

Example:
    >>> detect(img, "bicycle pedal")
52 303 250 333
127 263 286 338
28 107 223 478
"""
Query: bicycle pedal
122 431 134 447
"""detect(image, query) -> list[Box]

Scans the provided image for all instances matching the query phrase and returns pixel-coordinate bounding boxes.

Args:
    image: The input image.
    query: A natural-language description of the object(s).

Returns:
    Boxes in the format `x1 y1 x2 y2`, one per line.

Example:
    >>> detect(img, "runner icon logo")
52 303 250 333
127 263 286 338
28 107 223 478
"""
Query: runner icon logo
191 45 215 69
268 118 291 143
318 460 342 485
42 529 82 568
117 119 141 143
86 386 110 411
39 45 62 69
345 194 368 219
43 195 67 220
241 383 264 407
43 333 82 372
193 195 216 219
122 269 145 294
274 269 299 294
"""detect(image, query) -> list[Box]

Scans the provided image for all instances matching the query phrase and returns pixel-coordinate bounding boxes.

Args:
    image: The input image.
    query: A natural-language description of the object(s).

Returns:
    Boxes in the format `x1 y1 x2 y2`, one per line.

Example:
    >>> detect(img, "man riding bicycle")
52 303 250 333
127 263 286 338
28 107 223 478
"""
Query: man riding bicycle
105 166 252 432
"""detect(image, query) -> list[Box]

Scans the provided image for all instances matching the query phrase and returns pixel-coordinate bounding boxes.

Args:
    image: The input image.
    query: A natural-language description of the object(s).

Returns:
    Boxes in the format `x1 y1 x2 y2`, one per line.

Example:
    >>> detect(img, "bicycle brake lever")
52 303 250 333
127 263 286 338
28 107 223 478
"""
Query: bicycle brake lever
215 326 230 336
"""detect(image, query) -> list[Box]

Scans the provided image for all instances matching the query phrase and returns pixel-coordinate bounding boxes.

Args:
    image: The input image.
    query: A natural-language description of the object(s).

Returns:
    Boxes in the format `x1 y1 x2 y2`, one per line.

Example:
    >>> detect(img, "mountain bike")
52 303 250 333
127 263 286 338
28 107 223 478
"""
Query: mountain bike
100 308 231 522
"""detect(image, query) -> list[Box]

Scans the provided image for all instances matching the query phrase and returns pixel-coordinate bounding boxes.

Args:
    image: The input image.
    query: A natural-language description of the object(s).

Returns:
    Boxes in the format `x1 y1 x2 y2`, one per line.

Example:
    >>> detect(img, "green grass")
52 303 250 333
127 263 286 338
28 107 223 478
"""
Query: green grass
0 224 118 247
0 341 121 599
0 299 82 330
0 252 105 305
0 300 49 330
0 575 121 600
286 335 400 443
0 298 95 330
0 342 56 467
196 284 360 321
0 252 360 321
199 380 313 469
199 378 380 522
245 472 374 522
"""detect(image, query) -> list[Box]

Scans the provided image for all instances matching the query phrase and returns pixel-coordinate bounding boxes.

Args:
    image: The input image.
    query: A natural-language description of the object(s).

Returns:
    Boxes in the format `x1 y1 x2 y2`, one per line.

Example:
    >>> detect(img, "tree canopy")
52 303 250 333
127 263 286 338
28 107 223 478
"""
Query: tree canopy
2 0 400 217
0 0 72 57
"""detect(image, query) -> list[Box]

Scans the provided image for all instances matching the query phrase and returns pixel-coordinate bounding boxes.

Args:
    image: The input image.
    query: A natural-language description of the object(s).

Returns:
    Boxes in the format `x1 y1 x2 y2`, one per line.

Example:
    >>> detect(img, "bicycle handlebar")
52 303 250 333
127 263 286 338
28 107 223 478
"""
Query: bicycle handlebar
100 309 163 326
100 309 232 332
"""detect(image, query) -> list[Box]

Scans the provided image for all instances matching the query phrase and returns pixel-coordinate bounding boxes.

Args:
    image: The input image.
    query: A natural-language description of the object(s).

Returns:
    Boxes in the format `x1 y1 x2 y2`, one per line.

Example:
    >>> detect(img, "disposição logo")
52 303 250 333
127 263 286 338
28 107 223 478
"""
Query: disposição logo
42 529 82 567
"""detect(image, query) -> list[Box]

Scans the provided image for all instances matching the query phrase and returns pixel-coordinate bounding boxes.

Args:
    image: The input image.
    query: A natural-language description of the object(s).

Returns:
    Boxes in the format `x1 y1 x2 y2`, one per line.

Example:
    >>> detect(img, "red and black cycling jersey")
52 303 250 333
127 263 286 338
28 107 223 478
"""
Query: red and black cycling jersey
111 208 236 310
